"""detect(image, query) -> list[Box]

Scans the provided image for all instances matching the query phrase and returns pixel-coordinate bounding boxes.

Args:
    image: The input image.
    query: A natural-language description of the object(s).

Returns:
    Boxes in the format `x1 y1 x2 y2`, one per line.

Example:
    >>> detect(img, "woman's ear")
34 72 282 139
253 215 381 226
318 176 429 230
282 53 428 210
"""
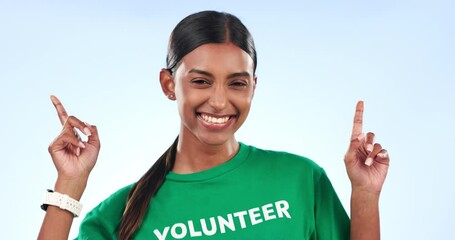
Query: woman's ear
251 75 257 98
159 68 176 100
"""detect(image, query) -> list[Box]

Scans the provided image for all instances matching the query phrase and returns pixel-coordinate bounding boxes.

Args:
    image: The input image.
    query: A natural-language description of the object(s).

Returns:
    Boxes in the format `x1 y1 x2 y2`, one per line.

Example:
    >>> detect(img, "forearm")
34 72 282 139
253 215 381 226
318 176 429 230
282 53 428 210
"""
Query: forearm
350 189 380 240
37 177 87 240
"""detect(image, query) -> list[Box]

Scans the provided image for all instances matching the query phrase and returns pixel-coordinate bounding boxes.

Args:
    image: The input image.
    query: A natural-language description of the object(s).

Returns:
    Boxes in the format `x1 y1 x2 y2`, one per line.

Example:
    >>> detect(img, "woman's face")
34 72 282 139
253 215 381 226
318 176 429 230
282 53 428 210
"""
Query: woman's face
169 43 256 147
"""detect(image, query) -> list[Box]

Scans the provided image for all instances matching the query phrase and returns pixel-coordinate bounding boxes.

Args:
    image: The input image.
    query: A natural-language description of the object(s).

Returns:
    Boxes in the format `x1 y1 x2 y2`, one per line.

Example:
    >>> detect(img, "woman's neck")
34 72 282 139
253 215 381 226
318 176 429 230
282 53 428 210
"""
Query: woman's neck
172 131 239 174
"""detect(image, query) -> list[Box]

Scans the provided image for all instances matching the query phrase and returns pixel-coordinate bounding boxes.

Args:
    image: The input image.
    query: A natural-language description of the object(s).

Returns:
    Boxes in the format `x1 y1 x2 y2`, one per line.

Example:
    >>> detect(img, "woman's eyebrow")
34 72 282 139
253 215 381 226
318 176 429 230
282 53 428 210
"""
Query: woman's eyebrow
189 69 214 78
227 72 251 79
189 69 251 79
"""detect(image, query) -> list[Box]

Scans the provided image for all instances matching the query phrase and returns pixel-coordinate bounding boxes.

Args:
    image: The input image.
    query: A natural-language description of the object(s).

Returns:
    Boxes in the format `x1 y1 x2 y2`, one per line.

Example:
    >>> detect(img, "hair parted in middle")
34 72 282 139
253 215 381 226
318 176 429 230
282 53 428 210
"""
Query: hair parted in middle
166 10 257 74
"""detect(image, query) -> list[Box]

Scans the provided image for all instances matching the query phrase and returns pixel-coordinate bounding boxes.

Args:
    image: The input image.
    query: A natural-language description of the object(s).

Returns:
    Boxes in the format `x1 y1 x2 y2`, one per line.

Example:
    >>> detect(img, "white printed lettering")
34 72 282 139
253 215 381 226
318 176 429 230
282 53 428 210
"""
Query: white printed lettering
200 217 217 236
153 226 169 240
275 200 291 219
218 214 235 233
233 211 248 229
170 223 187 239
262 203 277 221
188 220 202 237
248 207 263 225
153 200 292 239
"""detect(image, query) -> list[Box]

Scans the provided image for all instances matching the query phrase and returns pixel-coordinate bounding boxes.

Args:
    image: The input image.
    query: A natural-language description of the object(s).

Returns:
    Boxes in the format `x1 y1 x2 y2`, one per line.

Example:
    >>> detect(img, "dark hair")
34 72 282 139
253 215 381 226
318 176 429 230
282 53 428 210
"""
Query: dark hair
167 10 257 74
118 11 257 240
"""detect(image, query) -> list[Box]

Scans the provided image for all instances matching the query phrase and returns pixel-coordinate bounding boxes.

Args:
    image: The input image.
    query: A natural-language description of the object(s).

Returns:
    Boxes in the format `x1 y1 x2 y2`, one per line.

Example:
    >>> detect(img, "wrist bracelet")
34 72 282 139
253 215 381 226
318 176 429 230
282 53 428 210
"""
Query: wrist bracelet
41 189 82 217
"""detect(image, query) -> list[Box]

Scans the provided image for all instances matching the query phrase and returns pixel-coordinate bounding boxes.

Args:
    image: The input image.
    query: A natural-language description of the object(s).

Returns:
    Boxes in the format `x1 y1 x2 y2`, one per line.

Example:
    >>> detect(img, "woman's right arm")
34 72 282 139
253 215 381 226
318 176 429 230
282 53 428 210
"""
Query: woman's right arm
37 96 101 240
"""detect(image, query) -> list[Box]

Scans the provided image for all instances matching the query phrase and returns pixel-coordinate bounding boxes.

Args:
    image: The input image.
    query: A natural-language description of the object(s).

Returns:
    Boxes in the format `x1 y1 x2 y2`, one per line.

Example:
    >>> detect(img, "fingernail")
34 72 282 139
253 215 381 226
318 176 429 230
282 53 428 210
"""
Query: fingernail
83 127 92 136
79 141 86 148
378 152 388 158
366 144 373 152
84 122 91 127
76 148 81 156
365 157 373 166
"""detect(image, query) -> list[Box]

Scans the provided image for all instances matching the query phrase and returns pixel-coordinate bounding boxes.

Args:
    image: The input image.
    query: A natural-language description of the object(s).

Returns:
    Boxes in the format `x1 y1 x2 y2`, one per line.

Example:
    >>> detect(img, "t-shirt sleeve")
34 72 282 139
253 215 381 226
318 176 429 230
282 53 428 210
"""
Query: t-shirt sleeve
74 185 131 240
313 169 350 240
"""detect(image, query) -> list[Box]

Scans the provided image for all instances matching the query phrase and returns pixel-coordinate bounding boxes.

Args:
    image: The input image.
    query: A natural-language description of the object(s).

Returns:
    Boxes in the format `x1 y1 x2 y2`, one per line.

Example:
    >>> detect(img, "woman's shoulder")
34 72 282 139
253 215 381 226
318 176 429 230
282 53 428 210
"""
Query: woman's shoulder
241 142 324 173
90 183 133 213
77 184 135 238
81 184 131 221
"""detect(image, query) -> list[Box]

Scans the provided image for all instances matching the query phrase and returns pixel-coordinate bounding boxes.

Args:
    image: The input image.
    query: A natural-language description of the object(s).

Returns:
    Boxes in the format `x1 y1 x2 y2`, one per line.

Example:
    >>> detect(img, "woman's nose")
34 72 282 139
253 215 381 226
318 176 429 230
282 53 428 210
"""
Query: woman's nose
208 86 228 111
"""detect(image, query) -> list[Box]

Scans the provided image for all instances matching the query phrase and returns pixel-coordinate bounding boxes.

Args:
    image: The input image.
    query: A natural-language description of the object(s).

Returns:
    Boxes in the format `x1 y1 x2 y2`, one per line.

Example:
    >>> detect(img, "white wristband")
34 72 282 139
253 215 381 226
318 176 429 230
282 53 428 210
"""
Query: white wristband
42 190 83 217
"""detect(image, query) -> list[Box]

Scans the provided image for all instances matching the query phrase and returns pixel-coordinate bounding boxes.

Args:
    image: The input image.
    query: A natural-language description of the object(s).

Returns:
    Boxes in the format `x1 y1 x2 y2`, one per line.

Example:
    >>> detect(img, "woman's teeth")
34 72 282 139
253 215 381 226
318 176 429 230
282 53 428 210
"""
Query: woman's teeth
200 114 230 124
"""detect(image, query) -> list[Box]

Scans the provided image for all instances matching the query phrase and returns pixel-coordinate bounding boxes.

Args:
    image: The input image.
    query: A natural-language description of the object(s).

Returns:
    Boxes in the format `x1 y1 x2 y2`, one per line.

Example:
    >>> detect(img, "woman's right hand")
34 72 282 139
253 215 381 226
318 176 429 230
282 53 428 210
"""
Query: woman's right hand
38 96 100 239
48 95 101 199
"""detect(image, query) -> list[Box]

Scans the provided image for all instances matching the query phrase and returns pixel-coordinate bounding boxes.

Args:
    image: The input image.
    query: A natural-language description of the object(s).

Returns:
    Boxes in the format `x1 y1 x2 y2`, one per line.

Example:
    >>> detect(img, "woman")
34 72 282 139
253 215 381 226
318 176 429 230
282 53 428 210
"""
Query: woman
38 11 389 240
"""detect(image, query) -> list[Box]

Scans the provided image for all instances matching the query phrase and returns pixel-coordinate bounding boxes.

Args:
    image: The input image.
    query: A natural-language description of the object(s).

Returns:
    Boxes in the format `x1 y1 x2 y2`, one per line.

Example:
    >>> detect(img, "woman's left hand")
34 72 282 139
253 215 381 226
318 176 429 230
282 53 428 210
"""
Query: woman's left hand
344 101 390 194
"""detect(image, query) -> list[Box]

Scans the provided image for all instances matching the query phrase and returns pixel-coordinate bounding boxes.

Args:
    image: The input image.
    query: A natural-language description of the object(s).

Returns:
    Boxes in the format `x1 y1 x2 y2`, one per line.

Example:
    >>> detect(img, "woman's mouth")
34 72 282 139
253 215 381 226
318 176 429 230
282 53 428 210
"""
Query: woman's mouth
197 113 236 126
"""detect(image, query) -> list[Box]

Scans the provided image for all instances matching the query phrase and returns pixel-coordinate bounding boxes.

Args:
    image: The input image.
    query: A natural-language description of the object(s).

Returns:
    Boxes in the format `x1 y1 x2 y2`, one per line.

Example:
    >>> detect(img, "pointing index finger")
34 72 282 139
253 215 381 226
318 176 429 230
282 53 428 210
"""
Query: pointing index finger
50 95 69 126
351 100 364 140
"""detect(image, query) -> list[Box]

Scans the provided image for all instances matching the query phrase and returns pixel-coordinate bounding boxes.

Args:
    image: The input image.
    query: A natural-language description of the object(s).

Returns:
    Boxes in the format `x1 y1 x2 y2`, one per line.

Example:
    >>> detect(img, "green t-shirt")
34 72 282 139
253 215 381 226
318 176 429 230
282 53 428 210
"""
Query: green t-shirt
77 143 350 239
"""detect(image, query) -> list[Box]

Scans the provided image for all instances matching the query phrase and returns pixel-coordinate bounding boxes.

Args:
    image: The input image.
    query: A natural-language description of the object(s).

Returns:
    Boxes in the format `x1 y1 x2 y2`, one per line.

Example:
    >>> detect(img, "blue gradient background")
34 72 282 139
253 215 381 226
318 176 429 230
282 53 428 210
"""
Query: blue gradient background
0 1 453 239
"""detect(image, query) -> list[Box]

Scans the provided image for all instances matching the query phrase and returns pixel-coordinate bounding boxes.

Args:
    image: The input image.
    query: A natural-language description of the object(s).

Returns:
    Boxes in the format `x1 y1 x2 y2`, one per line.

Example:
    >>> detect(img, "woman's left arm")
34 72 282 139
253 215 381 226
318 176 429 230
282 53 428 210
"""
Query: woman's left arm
344 101 390 240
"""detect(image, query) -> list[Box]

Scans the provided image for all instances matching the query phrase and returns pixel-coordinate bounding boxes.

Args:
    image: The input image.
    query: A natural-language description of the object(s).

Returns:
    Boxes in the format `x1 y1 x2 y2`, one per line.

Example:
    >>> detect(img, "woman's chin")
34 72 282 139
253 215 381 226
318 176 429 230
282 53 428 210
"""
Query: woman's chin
195 133 237 147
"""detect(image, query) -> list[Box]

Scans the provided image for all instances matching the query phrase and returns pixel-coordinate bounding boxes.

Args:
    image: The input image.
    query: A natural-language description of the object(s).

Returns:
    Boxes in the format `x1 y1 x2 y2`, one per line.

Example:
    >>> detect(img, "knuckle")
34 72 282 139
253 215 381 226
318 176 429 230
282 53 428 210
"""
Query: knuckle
48 141 56 153
60 109 68 116
61 128 74 136
65 115 84 127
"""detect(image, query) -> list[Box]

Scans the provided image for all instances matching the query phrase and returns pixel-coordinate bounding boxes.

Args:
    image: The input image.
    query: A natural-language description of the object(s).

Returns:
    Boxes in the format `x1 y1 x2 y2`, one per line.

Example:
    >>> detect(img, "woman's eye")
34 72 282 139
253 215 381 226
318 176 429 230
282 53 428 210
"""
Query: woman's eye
191 79 209 85
230 81 248 87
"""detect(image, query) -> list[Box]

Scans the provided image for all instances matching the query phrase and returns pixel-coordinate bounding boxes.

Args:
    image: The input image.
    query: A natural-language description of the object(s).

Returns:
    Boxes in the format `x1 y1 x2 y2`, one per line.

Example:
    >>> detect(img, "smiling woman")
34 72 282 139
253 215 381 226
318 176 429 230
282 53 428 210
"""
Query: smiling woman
37 10 389 240
167 43 256 151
